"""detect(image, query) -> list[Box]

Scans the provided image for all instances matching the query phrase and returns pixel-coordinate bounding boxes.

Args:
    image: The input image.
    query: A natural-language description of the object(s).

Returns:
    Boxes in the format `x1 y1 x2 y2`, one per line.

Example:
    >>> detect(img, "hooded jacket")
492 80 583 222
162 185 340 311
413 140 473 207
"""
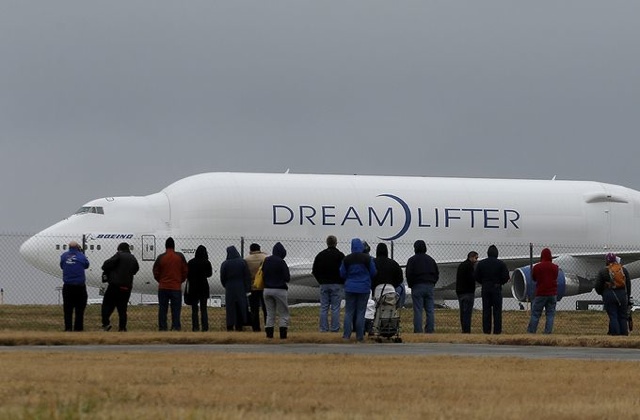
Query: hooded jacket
187 245 213 299
474 245 509 287
372 243 403 291
339 238 377 294
220 246 251 293
101 247 140 289
262 242 290 290
405 240 439 288
532 248 559 297
456 256 477 295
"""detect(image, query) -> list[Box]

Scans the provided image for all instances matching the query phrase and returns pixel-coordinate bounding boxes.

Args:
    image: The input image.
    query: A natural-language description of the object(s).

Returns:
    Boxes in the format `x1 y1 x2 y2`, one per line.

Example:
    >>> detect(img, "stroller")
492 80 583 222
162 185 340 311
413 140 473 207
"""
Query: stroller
371 284 402 343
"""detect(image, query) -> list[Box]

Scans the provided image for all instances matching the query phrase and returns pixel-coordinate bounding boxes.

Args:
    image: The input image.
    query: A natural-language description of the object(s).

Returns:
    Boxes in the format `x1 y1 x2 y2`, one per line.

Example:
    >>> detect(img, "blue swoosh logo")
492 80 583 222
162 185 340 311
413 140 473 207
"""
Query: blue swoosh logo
377 194 411 241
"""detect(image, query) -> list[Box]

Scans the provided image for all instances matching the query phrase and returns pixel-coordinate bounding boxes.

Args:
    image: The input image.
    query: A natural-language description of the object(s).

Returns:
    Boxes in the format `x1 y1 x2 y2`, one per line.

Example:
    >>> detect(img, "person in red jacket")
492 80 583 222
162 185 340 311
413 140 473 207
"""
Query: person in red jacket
153 237 188 331
526 248 559 334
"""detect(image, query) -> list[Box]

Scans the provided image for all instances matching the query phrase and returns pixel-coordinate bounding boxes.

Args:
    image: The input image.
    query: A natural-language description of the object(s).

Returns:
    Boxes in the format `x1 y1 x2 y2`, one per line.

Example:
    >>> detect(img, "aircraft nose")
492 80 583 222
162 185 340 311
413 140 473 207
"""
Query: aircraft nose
20 235 42 268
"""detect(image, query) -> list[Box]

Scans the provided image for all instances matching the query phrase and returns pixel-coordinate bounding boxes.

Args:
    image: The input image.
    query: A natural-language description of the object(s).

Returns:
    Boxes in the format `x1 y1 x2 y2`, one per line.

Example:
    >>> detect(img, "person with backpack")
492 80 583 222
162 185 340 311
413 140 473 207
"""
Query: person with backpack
595 253 631 336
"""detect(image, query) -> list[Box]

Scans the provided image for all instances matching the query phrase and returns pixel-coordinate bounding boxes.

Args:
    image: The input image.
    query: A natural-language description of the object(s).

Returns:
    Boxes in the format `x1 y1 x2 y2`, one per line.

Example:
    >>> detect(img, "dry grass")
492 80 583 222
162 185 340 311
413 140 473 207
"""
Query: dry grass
1 351 639 419
1 306 639 418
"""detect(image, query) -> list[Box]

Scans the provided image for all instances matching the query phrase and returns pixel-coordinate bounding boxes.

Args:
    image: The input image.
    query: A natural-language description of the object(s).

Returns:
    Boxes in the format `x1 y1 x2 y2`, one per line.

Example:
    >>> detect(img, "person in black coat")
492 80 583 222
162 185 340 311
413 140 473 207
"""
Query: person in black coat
220 245 251 331
101 242 140 332
405 240 439 333
187 245 213 331
456 251 478 333
372 242 403 296
474 245 509 334
312 235 345 332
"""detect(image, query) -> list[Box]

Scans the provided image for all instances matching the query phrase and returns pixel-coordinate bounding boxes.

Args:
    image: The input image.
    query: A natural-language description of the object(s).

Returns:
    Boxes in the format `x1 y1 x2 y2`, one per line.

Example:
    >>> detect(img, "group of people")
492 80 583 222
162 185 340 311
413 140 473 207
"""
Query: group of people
312 236 439 341
140 238 291 337
59 240 140 332
59 237 292 338
59 236 632 337
456 245 557 335
456 246 632 336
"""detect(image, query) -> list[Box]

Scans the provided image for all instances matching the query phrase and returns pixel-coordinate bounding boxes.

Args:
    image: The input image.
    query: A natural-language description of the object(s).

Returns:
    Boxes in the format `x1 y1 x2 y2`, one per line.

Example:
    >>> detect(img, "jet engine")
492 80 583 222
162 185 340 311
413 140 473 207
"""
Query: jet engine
511 266 594 302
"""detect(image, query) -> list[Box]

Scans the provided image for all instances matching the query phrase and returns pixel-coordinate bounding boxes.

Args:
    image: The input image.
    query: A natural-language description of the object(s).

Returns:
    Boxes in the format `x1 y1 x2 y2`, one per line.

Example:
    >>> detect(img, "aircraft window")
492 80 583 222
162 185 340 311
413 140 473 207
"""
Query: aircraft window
90 245 94 250
74 206 104 215
63 245 67 250
56 245 60 250
97 245 101 250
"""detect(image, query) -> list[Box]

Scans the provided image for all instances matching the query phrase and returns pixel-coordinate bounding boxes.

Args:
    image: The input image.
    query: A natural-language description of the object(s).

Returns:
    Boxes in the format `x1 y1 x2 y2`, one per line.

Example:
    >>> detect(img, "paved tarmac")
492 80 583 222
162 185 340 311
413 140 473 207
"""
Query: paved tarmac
1 342 640 360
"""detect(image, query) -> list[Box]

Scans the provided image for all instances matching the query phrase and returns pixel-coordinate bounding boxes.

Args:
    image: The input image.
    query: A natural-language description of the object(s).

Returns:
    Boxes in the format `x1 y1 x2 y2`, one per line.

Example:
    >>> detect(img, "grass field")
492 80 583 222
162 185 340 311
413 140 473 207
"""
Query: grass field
1 348 639 419
0 304 617 335
1 306 639 419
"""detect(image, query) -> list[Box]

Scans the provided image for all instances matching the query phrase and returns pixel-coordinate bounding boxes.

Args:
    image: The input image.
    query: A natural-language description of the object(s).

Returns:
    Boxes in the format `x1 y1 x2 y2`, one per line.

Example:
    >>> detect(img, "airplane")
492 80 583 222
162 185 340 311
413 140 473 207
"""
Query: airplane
19 171 640 305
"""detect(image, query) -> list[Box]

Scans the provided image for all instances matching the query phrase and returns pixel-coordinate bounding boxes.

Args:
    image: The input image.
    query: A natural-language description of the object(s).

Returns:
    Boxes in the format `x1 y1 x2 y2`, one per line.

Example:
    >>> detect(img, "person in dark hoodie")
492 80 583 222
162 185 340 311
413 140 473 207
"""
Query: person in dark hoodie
220 245 251 331
474 244 510 334
262 242 291 339
372 243 403 298
100 242 140 332
340 238 377 342
405 240 439 333
456 251 478 333
187 245 213 332
526 248 559 334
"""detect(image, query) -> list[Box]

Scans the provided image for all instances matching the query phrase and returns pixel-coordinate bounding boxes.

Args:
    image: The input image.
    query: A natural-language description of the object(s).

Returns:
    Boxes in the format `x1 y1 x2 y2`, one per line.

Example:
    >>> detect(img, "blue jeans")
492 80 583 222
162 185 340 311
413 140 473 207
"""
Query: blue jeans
411 283 435 333
527 295 557 334
395 284 406 309
603 288 629 336
158 289 182 331
457 293 474 333
343 292 369 341
319 284 343 332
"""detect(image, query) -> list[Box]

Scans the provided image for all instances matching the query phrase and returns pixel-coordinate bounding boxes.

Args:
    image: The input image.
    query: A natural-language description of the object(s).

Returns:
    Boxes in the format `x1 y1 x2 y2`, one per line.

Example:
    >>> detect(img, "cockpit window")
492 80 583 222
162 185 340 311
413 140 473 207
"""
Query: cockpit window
74 206 104 215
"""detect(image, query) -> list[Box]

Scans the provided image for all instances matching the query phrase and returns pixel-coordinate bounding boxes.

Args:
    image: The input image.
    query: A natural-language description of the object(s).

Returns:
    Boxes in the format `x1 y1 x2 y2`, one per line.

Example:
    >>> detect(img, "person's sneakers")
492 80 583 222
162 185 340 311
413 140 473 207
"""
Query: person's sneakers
102 324 112 331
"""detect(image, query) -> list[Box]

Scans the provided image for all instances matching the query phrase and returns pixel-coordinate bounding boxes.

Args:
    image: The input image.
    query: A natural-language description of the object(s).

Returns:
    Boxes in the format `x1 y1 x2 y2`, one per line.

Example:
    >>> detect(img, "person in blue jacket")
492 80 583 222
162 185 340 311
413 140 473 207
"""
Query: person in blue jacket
59 240 90 331
340 238 377 342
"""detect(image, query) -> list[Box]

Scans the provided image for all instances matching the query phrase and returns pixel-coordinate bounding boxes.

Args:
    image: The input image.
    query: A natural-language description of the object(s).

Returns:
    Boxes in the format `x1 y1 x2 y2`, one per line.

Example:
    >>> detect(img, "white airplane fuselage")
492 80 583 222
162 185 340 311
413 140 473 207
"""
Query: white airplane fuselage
20 172 640 302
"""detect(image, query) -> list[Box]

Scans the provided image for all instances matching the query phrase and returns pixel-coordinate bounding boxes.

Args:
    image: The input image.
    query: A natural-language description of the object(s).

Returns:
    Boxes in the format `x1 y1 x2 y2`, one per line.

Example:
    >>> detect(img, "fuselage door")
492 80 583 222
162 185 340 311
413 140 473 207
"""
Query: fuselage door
141 235 156 261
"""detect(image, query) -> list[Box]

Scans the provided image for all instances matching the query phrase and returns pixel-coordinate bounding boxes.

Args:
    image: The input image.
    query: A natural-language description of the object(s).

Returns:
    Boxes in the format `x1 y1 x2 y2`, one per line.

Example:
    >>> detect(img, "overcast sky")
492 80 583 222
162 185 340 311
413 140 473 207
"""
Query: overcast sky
2 1 640 233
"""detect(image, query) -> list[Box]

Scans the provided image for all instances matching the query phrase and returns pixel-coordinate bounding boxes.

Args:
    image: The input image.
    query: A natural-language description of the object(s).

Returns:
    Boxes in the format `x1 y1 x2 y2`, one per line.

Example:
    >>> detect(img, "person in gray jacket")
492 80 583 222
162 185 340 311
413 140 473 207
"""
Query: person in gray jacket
101 242 140 332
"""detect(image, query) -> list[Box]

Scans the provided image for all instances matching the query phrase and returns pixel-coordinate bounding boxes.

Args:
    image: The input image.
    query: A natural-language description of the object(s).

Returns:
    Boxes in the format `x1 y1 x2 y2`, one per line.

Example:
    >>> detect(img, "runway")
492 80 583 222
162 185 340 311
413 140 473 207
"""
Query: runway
2 342 640 360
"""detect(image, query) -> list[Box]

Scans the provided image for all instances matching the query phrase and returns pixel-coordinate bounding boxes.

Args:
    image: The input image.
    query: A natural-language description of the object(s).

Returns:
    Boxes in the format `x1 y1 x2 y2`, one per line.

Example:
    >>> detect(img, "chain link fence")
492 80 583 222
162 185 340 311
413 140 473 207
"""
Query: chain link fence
2 232 636 334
